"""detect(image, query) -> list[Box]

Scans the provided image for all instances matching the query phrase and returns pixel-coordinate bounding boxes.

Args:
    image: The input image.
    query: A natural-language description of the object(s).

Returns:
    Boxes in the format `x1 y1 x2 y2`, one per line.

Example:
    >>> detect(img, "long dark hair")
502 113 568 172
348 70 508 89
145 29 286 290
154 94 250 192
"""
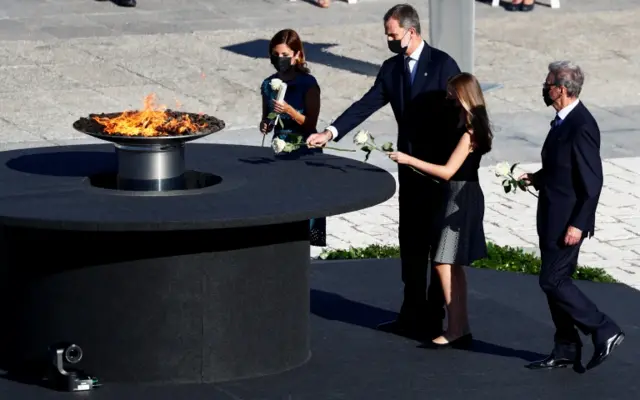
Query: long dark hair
268 29 310 74
448 73 493 155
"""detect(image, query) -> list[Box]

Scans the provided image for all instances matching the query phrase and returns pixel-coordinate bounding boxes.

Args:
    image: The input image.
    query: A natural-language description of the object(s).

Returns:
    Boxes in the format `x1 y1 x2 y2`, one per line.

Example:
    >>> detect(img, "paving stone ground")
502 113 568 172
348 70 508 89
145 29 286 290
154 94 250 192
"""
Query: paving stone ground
1 0 639 289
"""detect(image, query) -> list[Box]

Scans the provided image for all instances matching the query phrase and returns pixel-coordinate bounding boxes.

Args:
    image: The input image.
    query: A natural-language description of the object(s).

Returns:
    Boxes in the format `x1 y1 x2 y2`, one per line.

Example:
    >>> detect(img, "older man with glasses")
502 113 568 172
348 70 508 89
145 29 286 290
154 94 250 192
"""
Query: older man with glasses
519 61 624 372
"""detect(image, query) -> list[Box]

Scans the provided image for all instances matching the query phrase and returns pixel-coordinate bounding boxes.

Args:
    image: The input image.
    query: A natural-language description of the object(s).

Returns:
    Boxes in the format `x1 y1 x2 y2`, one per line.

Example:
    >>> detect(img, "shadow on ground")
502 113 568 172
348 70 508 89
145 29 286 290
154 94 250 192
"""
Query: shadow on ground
223 39 380 76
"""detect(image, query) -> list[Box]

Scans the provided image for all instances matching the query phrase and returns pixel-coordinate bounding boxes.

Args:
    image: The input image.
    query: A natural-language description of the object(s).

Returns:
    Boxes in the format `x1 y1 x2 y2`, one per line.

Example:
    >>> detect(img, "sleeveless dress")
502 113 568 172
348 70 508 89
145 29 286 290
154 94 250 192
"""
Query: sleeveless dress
432 127 488 265
260 72 326 247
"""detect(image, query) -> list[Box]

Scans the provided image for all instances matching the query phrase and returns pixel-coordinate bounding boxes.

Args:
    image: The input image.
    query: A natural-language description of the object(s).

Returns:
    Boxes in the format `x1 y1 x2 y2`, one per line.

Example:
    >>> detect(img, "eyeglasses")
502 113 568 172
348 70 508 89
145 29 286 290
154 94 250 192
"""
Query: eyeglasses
543 82 561 89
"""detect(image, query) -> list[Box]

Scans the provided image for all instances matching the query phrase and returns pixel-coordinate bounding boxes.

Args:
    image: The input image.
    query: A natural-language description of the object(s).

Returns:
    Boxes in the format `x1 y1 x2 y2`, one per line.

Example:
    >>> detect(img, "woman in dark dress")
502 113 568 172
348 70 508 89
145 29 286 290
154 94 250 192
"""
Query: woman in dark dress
259 29 325 247
388 73 492 348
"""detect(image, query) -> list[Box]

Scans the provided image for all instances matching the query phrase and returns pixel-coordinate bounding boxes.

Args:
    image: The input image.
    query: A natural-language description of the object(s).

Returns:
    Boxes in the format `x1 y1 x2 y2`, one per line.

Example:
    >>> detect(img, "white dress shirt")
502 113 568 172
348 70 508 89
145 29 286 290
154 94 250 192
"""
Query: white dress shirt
556 98 580 122
325 41 425 141
404 39 424 84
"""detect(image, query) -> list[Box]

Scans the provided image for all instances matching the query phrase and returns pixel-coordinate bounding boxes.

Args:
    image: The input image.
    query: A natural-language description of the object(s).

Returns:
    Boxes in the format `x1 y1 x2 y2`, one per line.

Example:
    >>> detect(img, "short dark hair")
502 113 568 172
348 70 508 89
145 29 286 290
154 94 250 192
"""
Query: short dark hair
383 4 421 35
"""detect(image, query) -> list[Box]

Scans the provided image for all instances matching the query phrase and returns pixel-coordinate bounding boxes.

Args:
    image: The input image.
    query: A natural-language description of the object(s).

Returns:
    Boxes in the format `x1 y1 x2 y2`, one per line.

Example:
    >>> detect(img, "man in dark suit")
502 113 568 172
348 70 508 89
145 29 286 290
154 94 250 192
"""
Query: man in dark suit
520 61 624 371
307 4 461 340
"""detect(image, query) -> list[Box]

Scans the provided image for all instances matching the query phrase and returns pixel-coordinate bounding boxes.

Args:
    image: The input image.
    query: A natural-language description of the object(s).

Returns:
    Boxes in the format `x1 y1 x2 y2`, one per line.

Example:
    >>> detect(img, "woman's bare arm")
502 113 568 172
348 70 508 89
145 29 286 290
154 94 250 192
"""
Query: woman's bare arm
408 132 473 181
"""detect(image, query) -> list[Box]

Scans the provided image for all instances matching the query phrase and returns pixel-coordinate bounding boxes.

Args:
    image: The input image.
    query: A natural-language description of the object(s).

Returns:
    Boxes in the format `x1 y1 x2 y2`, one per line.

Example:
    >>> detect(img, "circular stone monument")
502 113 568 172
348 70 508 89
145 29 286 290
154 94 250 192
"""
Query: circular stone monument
0 143 395 385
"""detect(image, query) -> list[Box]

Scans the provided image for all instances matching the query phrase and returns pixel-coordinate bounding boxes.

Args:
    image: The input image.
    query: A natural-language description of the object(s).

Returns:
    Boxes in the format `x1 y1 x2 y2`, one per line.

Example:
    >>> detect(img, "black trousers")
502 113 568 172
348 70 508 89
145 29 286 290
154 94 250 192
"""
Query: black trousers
397 169 445 325
539 240 619 348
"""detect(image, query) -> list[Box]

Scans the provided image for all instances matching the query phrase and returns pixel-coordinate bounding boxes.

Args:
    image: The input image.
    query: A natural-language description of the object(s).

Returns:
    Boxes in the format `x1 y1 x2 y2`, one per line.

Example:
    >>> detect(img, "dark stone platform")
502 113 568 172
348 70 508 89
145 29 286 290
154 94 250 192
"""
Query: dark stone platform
0 143 396 385
0 144 394 230
1 259 638 399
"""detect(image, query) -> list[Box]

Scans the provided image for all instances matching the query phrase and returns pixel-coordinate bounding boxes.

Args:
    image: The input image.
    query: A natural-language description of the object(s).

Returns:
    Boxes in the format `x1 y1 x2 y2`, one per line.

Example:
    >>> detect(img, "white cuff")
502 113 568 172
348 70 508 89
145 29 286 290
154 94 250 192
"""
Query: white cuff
325 126 338 142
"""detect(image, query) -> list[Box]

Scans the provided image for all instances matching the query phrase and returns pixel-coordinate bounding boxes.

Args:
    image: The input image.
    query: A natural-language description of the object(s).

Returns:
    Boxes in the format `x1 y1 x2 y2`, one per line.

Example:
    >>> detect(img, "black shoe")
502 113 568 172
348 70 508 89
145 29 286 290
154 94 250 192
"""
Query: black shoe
525 353 579 370
586 331 624 370
112 0 136 7
422 333 473 350
504 1 523 11
521 2 535 11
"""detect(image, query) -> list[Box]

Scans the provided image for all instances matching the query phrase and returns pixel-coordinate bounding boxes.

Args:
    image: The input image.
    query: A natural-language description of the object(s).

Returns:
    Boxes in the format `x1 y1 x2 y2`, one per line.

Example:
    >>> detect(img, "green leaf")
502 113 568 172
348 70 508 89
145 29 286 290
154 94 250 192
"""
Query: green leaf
517 180 527 191
283 143 298 153
364 150 372 162
361 144 374 152
267 112 277 120
381 142 394 152
504 184 512 194
287 133 303 144
510 162 520 174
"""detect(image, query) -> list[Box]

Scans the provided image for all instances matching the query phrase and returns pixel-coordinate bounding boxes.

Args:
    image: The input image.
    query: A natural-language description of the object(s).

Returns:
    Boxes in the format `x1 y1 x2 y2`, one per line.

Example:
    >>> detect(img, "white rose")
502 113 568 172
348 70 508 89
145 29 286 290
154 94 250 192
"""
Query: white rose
494 161 511 177
271 138 287 154
353 130 370 146
270 78 283 91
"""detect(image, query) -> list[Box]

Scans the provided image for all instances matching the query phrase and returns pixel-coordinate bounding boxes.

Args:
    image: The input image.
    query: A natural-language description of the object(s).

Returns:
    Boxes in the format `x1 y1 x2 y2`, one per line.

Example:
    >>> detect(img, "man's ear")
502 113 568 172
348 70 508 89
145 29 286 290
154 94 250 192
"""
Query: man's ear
560 85 567 97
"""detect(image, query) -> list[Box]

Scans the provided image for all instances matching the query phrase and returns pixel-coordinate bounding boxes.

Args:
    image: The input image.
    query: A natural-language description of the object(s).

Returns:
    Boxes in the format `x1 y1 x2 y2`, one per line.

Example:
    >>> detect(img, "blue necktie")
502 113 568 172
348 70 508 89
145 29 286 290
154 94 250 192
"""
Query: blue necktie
551 115 562 129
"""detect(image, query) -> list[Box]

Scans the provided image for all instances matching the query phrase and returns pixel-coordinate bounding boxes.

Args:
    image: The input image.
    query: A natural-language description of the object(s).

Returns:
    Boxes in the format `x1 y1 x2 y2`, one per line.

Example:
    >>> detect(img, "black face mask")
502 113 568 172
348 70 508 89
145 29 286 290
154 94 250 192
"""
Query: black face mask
542 87 555 107
271 55 293 73
387 31 409 54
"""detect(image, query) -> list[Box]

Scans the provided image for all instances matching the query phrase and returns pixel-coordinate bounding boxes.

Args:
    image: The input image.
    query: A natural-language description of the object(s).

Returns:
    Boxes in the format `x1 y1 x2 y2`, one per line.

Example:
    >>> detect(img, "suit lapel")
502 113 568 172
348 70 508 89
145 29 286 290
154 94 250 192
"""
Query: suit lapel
541 125 560 160
410 41 432 100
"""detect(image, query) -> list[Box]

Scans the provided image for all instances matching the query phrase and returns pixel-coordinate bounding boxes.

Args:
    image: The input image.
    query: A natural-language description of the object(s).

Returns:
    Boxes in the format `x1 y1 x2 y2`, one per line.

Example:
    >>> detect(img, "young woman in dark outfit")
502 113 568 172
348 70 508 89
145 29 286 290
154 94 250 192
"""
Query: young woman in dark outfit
389 73 492 347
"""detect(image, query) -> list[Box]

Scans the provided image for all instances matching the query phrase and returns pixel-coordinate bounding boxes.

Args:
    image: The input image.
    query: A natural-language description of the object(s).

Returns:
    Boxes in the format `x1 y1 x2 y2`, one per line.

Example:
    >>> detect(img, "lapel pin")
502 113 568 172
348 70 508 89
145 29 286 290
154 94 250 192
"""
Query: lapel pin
424 73 428 76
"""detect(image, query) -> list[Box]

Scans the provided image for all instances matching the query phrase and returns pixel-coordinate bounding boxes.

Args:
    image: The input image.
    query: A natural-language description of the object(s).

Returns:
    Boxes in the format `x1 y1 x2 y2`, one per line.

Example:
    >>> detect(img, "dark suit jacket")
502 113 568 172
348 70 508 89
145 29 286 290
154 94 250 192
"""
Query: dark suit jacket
331 41 461 166
533 101 603 248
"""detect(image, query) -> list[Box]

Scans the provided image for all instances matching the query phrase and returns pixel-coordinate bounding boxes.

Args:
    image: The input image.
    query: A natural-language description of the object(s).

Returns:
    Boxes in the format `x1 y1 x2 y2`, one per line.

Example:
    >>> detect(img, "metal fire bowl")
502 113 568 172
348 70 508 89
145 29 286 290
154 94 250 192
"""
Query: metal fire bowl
72 111 226 146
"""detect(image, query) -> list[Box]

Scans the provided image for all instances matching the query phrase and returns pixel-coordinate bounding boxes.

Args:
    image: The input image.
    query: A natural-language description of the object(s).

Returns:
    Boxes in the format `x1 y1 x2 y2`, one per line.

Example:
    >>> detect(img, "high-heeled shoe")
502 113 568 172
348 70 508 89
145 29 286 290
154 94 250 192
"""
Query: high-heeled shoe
504 1 523 11
521 2 535 11
424 333 473 350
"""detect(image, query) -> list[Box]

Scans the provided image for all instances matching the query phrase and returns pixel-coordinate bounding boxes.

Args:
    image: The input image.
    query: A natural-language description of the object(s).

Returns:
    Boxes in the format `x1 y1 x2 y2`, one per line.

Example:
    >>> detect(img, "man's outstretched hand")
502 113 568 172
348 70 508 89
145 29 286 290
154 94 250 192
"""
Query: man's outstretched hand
306 130 333 148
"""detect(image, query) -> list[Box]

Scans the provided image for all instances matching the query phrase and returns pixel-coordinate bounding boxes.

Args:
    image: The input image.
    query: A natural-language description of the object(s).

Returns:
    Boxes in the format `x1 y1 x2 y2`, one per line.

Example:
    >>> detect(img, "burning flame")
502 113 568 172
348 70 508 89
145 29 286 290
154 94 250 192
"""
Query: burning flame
92 93 207 137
